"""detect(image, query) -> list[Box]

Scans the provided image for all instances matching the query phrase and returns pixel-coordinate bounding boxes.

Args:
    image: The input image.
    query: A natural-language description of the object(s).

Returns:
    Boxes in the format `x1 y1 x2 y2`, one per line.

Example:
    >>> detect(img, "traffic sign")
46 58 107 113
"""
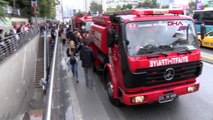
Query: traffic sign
33 11 39 14
31 0 38 8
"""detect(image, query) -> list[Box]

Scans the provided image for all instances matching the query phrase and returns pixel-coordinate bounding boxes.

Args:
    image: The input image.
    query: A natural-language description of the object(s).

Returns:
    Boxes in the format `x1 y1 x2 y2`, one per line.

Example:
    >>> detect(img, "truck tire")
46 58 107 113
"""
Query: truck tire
106 74 122 106
23 112 30 120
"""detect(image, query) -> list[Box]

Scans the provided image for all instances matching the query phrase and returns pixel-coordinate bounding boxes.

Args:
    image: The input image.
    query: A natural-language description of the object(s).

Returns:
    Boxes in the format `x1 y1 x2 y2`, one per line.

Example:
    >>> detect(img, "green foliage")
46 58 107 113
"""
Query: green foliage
115 5 122 12
188 1 196 11
0 0 8 21
203 4 208 9
4 0 58 18
107 4 133 13
136 0 159 8
162 5 169 8
90 2 102 14
106 7 116 12
38 0 58 18
122 4 133 10
188 1 207 11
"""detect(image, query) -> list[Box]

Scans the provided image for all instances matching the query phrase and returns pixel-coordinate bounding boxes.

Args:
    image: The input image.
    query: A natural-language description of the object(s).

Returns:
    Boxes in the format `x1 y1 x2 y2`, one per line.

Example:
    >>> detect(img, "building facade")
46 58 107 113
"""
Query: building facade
204 0 213 7
157 0 175 6
102 0 176 11
102 0 141 11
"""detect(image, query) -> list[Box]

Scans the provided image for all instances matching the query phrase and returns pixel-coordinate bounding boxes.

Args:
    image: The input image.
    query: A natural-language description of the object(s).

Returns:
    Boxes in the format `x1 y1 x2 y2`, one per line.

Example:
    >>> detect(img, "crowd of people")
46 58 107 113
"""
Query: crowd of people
0 23 37 60
1 20 96 89
0 23 34 40
58 24 95 89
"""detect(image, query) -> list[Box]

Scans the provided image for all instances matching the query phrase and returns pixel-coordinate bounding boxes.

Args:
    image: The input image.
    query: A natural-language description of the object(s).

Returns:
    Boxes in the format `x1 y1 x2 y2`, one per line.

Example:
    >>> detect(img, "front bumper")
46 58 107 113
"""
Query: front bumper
122 81 199 105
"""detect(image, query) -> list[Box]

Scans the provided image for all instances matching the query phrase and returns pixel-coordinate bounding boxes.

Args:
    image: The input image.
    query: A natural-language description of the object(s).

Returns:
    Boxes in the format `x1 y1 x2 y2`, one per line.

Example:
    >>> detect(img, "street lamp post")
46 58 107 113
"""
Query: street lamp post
13 0 16 9
61 0 64 22
101 0 103 13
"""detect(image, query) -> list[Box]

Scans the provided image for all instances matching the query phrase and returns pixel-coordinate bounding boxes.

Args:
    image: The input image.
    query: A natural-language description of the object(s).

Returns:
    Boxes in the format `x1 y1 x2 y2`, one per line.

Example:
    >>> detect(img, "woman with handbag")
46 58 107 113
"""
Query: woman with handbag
66 41 79 83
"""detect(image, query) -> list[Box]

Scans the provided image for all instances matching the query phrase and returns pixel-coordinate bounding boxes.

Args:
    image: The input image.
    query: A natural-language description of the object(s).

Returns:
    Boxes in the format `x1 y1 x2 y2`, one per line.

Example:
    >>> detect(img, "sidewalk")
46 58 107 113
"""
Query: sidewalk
60 44 110 120
201 52 213 64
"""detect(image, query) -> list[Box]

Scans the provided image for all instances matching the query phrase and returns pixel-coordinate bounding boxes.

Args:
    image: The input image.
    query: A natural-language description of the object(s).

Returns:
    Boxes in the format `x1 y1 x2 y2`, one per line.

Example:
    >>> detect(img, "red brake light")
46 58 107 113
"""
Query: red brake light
131 9 183 15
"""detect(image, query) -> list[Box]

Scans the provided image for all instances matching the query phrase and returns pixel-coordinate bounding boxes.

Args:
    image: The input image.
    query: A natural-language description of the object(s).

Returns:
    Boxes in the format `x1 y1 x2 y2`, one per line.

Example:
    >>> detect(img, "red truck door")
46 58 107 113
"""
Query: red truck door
109 26 123 87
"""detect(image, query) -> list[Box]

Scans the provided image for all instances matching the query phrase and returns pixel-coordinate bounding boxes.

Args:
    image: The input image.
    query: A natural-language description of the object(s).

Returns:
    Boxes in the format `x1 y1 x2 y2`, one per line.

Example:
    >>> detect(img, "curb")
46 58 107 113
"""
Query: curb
201 54 213 64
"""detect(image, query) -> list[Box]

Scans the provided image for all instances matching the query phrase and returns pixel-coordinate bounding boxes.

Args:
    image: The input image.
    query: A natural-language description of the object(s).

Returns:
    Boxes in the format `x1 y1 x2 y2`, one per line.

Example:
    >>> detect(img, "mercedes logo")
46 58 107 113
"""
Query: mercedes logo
164 68 175 81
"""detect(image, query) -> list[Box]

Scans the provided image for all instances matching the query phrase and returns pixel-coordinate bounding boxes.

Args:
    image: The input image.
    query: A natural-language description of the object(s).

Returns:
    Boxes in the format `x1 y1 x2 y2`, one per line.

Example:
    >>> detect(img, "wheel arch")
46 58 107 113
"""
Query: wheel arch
104 63 119 98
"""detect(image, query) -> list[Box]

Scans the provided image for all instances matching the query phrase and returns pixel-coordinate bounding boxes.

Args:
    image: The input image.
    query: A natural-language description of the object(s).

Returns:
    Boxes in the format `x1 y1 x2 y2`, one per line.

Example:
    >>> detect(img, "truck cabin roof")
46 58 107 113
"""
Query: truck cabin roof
79 16 92 22
92 9 192 25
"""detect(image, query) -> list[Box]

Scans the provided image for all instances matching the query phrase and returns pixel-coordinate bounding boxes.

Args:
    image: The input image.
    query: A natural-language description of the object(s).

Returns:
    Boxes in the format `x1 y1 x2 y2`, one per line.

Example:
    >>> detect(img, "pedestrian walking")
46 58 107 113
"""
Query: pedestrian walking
67 41 79 83
60 30 67 47
80 41 95 89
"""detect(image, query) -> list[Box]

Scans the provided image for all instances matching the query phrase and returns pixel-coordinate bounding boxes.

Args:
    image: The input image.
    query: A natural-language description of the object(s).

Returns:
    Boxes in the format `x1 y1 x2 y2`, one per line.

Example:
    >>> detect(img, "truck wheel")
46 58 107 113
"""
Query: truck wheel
106 74 122 106
23 112 30 120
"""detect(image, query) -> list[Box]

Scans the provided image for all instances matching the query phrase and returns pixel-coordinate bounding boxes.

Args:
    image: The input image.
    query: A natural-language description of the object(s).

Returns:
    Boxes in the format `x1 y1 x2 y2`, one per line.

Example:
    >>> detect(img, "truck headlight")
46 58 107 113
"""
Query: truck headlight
187 85 198 93
131 96 145 104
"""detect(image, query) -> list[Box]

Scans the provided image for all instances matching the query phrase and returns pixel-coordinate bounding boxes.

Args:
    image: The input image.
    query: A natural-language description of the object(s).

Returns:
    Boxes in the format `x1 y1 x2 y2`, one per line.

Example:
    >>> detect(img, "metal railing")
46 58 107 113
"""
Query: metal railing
41 31 48 91
43 26 59 120
0 27 39 63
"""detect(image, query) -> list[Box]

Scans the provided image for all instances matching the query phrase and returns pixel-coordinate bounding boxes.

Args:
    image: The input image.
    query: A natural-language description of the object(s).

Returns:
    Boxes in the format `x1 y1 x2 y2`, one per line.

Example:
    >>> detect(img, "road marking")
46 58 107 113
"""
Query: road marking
203 62 213 68
201 52 213 64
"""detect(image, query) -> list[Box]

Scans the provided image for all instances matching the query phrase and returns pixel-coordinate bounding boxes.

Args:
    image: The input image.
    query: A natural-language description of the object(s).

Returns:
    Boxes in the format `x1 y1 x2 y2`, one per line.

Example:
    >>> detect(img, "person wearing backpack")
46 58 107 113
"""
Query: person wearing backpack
66 41 79 83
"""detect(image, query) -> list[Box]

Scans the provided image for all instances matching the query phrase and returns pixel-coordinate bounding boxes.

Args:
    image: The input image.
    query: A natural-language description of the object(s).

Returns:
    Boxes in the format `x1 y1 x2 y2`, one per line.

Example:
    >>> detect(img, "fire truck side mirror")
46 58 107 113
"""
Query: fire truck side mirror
108 29 115 48
200 23 205 40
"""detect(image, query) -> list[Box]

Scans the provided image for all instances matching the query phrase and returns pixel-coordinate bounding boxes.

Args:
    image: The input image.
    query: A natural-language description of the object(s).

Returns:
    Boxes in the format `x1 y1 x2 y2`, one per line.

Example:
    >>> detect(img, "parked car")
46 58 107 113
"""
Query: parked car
198 30 213 48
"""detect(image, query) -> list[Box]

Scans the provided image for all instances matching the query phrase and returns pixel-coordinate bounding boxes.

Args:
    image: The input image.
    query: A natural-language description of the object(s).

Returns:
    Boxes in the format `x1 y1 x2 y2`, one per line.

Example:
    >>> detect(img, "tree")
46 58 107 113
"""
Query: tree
188 1 207 11
115 5 122 12
136 0 159 8
4 0 58 18
188 1 196 11
106 7 116 13
90 2 102 14
122 4 133 10
162 5 169 8
37 0 59 18
0 0 8 21
106 5 123 13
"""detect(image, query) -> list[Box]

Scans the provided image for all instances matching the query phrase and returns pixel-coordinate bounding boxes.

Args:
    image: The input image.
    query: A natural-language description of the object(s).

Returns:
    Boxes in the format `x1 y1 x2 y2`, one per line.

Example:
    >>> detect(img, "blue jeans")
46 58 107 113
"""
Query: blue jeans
71 63 78 80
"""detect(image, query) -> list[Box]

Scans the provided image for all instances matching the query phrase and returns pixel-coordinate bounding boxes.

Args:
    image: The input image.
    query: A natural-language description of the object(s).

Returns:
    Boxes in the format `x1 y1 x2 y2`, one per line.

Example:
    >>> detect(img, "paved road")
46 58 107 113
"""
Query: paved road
201 47 212 55
56 45 213 120
68 61 213 120
201 48 213 64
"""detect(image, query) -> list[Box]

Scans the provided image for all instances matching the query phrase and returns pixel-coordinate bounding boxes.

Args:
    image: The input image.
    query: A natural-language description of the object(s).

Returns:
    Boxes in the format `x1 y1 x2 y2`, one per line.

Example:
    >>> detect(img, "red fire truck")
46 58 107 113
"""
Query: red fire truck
89 9 204 106
72 14 93 33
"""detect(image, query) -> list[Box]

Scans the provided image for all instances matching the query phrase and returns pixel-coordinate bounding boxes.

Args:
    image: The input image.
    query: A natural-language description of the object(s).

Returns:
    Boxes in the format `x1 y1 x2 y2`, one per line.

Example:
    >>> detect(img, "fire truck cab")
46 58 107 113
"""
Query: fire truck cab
72 14 93 33
89 9 203 106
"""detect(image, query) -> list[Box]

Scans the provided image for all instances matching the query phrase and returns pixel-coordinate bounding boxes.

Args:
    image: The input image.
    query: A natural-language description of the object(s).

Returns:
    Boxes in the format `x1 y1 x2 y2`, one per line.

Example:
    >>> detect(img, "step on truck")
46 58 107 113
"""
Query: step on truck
89 9 204 106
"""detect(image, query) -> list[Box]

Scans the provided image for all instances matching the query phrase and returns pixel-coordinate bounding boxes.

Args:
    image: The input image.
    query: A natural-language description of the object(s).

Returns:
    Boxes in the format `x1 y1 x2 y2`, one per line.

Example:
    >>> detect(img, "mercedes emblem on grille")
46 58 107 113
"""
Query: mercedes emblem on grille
164 68 175 81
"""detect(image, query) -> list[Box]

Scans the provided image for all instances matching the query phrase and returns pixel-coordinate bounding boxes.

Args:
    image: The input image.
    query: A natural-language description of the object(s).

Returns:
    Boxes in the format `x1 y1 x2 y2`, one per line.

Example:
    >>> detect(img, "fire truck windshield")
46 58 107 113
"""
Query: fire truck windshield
85 21 93 31
126 20 198 56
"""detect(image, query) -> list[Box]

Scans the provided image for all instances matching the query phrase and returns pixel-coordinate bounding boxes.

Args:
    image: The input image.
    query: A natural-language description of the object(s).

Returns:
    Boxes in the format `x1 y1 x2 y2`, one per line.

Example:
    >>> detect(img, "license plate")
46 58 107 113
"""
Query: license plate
158 93 177 103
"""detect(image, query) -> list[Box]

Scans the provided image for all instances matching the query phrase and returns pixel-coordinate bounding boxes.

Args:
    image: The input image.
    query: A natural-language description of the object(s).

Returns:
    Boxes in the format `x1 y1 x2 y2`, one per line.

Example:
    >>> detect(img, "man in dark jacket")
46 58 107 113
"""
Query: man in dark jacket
80 41 95 89
67 29 77 44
